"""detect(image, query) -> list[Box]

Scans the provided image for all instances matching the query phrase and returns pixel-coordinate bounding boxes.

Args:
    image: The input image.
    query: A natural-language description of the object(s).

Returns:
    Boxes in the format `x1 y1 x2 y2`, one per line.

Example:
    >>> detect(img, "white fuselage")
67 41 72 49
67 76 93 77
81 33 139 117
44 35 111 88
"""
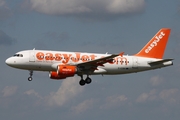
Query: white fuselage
5 50 173 75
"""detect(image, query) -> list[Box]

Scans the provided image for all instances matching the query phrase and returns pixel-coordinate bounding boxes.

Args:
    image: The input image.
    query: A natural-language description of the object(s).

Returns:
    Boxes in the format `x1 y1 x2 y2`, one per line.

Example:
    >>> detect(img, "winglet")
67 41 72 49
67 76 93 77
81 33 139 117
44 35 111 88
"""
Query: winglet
134 28 171 59
119 52 124 57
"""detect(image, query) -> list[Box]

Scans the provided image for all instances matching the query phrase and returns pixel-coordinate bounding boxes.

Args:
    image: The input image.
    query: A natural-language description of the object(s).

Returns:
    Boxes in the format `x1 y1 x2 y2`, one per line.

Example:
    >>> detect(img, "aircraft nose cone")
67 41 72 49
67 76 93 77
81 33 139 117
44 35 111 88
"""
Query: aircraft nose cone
5 58 13 66
5 58 10 65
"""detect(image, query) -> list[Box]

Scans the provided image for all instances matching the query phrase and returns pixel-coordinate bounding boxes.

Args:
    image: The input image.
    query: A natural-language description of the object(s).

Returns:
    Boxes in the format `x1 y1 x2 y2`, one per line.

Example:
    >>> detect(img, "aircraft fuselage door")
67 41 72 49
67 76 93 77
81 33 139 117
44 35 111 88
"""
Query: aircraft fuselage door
29 51 35 62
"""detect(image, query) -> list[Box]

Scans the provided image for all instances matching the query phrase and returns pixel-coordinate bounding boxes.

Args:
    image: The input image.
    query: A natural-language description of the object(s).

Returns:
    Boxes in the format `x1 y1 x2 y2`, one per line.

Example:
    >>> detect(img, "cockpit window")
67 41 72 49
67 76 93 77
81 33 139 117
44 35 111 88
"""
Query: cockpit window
13 54 23 57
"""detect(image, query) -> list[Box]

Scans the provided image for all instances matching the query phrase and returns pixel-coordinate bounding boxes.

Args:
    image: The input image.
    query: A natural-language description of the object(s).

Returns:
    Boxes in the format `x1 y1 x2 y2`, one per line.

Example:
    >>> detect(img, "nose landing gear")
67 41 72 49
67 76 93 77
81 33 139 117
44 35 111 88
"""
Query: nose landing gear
28 71 33 81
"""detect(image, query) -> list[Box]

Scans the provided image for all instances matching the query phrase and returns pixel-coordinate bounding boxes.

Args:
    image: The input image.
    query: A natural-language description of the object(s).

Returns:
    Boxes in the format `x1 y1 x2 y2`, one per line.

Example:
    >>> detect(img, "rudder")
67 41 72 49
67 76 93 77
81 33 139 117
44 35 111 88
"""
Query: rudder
135 28 171 59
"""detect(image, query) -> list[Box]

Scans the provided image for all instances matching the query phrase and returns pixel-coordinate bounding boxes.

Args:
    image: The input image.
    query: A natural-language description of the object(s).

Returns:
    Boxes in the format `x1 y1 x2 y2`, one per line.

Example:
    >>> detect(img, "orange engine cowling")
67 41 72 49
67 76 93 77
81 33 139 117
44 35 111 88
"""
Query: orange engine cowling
49 65 76 80
57 65 76 76
49 71 67 80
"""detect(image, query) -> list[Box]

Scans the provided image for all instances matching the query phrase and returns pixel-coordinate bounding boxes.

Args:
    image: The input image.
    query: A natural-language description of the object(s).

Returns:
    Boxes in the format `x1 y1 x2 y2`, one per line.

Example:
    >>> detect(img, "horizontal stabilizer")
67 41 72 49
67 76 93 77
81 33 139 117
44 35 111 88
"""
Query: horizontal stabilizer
148 59 173 65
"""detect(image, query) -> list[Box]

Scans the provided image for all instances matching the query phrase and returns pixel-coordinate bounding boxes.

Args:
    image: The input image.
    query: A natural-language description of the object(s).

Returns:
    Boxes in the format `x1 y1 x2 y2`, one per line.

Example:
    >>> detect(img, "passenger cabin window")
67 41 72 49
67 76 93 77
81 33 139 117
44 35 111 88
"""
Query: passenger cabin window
13 54 23 57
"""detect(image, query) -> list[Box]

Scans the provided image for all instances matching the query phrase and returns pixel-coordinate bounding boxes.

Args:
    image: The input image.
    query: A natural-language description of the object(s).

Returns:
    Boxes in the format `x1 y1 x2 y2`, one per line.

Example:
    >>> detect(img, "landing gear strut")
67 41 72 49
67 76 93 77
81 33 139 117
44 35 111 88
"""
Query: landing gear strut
79 75 92 86
28 71 33 81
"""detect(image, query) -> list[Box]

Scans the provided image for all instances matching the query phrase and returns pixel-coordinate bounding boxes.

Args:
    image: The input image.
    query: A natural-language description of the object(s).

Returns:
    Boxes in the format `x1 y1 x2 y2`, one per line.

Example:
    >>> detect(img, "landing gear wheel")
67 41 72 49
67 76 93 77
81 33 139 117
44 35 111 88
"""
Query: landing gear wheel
85 77 92 84
79 80 86 86
28 77 33 81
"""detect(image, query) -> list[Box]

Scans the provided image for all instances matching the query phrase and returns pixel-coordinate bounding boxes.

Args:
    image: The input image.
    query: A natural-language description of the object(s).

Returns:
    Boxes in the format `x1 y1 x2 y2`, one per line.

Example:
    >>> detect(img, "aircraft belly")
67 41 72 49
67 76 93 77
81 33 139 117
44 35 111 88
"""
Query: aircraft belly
101 65 133 74
18 62 54 71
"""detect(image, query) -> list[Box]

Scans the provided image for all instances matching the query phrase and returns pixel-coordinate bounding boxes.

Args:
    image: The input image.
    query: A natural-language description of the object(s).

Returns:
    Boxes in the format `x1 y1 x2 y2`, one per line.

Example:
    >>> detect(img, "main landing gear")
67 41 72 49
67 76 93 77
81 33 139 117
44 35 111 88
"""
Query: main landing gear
79 75 92 86
28 70 33 81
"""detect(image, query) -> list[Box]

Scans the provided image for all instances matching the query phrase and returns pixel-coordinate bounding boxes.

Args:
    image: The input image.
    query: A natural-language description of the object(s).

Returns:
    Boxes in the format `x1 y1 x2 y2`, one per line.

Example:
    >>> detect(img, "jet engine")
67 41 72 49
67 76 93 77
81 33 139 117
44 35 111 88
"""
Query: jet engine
49 65 77 80
49 71 67 79
57 65 76 76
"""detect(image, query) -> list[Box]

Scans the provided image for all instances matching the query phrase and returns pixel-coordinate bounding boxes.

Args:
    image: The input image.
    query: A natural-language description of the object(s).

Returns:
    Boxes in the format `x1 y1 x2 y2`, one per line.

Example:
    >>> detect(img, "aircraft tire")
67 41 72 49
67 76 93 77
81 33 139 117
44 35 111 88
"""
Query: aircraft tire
79 80 86 86
85 77 92 84
28 77 33 81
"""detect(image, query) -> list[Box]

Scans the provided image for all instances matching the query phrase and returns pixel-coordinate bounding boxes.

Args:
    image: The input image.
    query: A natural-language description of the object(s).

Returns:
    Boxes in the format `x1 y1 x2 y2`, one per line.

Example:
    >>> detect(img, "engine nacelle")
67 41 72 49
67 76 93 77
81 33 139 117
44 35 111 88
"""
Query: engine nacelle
49 65 77 80
57 65 76 76
49 71 67 80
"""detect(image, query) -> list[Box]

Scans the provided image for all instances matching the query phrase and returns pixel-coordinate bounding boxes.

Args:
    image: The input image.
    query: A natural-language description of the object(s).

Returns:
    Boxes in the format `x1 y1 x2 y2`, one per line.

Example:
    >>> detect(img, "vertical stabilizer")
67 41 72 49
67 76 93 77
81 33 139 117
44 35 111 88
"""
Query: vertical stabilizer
135 28 171 59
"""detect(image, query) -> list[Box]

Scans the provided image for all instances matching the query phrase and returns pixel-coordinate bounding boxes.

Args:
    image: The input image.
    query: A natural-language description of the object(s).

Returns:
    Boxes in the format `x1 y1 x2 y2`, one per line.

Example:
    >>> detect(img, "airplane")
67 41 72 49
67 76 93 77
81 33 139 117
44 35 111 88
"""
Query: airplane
5 28 173 86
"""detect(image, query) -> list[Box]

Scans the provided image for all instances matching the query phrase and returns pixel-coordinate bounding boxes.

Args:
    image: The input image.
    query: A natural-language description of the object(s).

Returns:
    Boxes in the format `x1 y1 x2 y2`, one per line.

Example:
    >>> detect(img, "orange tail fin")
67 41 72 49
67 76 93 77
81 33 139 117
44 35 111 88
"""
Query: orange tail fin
135 28 171 59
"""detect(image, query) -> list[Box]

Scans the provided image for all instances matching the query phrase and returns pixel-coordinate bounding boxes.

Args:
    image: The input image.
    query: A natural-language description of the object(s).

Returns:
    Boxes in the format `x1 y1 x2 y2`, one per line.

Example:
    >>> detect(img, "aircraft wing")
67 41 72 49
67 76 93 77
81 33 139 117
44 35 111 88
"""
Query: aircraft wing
76 52 124 68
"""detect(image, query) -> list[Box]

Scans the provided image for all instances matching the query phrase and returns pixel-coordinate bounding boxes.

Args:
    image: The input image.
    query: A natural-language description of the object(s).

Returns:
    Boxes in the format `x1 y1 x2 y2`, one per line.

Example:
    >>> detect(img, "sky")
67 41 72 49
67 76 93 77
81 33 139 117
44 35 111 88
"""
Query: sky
1 0 180 120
